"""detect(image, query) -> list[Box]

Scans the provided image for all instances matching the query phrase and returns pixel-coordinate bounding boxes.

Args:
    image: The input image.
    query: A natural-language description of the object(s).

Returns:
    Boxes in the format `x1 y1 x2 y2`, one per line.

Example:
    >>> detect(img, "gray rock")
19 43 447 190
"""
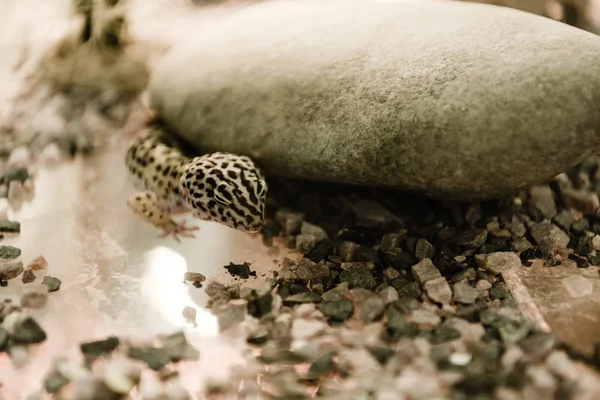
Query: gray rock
300 222 328 242
149 0 600 201
295 234 318 254
411 258 442 284
452 281 480 305
318 300 353 322
295 258 329 282
530 222 570 253
42 276 61 292
0 260 24 280
475 252 521 275
12 317 47 344
21 268 36 284
359 296 385 322
0 245 21 259
424 277 452 305
528 185 557 220
20 283 49 309
379 286 399 305
339 268 376 290
512 237 532 252
0 221 20 233
415 239 436 261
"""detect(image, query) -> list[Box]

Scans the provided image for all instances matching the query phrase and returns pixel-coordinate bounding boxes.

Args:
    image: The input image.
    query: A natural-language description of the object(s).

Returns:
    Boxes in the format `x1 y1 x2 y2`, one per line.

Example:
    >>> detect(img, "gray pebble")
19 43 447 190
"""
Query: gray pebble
321 282 350 301
21 268 35 284
0 221 20 233
424 277 452 305
512 238 532 252
12 317 47 343
450 268 477 283
382 267 400 281
214 299 247 332
183 272 206 283
519 332 556 359
20 283 49 309
452 281 480 305
295 234 318 254
410 258 442 284
318 300 353 322
339 268 376 290
475 252 521 275
379 286 399 304
0 245 21 259
0 260 24 280
380 232 406 252
415 239 436 261
295 258 329 281
552 209 574 232
283 292 322 304
340 261 375 272
338 241 360 262
42 276 61 292
359 296 385 322
161 331 200 362
455 229 488 248
530 222 570 254
300 221 328 242
528 185 557 220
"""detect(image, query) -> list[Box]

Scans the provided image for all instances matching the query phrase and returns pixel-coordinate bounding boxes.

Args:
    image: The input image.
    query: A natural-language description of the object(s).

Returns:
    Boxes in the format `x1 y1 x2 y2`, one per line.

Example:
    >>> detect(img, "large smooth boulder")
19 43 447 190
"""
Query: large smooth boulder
149 0 600 202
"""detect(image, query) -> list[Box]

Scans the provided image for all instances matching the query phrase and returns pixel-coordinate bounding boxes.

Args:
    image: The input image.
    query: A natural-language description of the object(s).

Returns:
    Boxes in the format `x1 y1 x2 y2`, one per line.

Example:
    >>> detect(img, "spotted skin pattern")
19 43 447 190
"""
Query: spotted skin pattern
125 123 267 241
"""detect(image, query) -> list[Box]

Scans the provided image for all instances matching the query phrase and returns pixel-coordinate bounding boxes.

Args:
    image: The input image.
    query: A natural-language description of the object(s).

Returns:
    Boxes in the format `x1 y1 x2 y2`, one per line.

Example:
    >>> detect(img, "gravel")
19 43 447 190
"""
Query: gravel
41 276 61 292
0 245 21 259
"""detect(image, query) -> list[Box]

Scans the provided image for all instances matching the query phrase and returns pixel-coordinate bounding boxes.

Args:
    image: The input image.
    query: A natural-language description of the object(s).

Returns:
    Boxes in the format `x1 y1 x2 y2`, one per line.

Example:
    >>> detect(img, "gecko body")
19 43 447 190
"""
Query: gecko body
125 121 267 241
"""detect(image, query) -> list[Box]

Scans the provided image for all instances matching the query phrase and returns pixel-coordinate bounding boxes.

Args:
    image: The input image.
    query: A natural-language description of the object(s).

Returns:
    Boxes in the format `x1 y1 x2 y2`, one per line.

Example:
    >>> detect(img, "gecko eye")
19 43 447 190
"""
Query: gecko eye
214 182 232 205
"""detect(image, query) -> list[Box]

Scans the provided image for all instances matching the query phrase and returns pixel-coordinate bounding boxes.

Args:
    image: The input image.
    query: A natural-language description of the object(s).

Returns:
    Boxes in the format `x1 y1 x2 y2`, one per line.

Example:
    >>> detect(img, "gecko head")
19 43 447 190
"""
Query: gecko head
179 153 267 232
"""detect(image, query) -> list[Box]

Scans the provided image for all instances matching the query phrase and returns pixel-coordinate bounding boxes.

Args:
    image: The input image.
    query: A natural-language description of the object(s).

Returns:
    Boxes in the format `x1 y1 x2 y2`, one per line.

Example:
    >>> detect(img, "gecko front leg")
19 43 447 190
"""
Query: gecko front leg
127 191 199 242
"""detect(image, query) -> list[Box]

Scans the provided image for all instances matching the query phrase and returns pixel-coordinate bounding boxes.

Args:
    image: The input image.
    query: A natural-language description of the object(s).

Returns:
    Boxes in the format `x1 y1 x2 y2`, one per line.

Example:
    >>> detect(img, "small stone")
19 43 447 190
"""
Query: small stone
224 262 256 279
80 337 120 358
44 369 69 394
28 256 48 271
0 327 8 351
475 252 520 275
12 317 47 343
275 209 305 236
553 209 575 232
528 185 557 220
394 281 422 299
300 221 328 242
411 258 442 284
453 281 479 305
0 245 21 259
214 299 247 331
415 239 436 260
128 347 171 371
450 268 477 283
9 345 29 368
21 268 35 284
296 234 318 254
381 232 406 252
291 319 328 340
339 268 376 290
183 272 206 284
318 300 353 322
519 332 555 358
359 296 385 322
103 357 141 394
475 279 492 292
455 229 488 248
379 286 399 304
283 291 322 305
0 260 24 280
182 306 196 324
295 258 329 281
562 274 593 298
411 309 441 327
530 222 570 253
42 276 61 292
382 267 400 281
0 221 20 234
512 237 532 252
424 277 452 305
322 282 350 301
161 331 200 362
338 241 360 262
20 283 49 308
593 235 600 251
384 306 412 342
490 283 511 300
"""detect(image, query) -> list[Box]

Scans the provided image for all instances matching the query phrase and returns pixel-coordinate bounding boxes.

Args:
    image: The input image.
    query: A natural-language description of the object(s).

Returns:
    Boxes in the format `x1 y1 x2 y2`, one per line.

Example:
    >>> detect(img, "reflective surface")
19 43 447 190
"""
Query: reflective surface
0 143 292 399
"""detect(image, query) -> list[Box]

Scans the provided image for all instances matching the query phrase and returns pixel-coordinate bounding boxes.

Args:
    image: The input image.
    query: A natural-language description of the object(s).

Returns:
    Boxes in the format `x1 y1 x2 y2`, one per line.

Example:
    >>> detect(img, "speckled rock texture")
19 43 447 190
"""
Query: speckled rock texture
149 0 600 201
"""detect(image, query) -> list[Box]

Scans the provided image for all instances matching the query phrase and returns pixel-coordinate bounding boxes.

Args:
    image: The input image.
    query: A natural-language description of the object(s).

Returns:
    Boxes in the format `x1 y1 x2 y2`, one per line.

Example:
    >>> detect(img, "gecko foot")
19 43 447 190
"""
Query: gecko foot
159 221 200 242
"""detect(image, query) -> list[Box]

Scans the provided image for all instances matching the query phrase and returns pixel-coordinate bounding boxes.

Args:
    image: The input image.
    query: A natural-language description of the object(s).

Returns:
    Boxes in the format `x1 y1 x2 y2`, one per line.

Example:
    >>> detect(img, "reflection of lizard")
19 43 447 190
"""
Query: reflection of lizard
125 119 267 241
